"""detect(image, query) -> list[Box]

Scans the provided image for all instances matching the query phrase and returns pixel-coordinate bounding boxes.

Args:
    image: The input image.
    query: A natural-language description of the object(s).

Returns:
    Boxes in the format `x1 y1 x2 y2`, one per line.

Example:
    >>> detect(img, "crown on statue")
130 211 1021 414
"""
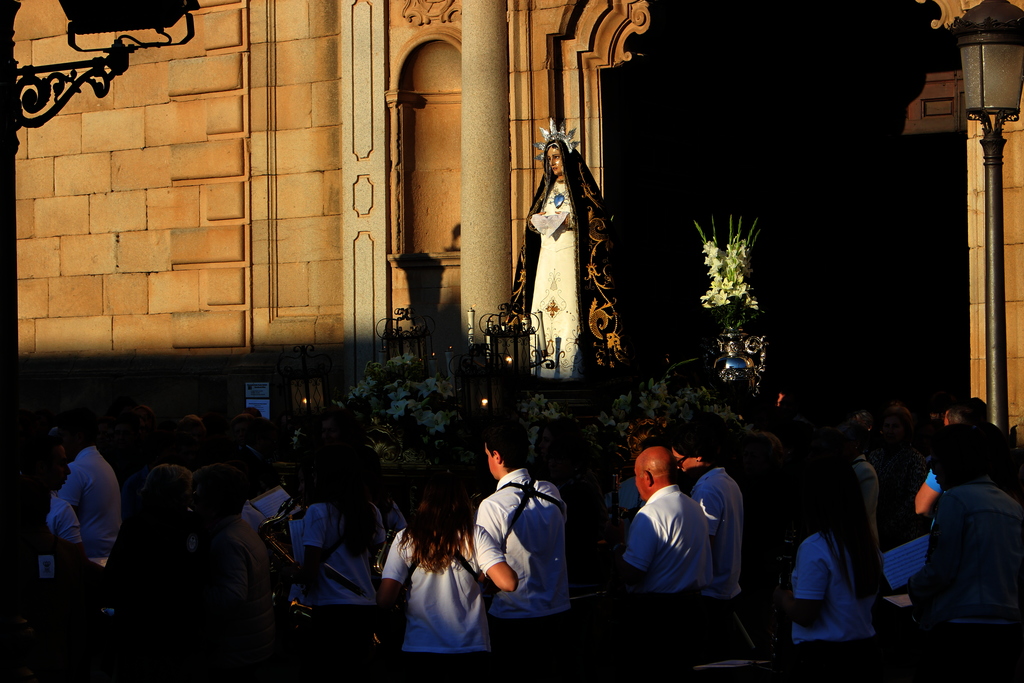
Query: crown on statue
533 118 579 160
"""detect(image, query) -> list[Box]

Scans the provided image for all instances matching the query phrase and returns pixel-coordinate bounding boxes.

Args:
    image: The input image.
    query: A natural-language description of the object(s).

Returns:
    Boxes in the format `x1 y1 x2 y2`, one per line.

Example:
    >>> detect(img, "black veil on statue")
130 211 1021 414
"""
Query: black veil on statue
512 137 632 376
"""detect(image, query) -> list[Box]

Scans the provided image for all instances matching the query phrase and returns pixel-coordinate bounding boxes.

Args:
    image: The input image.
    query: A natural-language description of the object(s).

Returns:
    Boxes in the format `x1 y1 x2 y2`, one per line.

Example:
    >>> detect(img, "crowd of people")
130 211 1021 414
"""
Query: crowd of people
15 390 1024 682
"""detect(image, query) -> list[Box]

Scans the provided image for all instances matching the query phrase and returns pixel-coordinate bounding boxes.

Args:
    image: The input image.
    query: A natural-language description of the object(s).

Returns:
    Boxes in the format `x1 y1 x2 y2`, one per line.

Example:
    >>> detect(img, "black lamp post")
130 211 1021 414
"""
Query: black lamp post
2 3 195 679
950 0 1024 435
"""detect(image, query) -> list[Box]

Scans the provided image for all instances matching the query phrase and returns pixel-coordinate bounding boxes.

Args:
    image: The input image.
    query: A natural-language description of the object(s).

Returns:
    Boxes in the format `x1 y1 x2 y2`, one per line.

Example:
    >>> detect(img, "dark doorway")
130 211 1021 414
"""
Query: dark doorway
601 0 968 424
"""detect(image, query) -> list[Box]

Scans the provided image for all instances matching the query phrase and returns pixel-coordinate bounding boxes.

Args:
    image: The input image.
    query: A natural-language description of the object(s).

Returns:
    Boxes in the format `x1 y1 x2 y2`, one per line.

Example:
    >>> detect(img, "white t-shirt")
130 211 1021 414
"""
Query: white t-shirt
382 525 506 653
623 484 712 594
690 467 744 599
791 532 876 644
476 469 570 618
57 445 121 558
48 492 82 545
303 502 385 607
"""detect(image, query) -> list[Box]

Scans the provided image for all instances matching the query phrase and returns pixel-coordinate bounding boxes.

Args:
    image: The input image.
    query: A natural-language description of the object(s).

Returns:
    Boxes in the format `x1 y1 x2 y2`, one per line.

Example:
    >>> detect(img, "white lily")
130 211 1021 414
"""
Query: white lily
386 399 409 418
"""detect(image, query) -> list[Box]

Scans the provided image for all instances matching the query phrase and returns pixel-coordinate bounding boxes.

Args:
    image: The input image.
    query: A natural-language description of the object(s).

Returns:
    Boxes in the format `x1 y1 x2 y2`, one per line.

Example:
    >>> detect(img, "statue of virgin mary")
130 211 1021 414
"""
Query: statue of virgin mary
512 121 631 379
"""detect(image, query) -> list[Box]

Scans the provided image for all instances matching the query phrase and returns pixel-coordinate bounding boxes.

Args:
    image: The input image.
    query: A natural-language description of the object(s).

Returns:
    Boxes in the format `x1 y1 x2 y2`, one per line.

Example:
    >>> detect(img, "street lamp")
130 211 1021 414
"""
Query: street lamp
60 0 197 38
950 0 1024 435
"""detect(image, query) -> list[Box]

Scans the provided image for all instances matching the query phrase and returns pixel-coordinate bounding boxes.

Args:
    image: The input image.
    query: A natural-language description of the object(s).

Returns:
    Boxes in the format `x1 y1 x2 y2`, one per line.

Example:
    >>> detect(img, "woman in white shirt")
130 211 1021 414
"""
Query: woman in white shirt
774 456 882 681
295 446 384 680
377 472 517 664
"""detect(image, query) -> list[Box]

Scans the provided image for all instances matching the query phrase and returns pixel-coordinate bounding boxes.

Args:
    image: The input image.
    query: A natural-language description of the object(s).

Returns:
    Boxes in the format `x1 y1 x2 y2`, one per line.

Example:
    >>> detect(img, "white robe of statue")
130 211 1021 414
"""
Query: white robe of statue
529 178 584 379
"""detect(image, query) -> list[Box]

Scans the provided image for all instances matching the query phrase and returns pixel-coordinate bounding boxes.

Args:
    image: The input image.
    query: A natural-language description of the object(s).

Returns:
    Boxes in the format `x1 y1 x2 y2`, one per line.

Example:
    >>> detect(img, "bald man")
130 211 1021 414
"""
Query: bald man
617 447 712 593
614 447 712 678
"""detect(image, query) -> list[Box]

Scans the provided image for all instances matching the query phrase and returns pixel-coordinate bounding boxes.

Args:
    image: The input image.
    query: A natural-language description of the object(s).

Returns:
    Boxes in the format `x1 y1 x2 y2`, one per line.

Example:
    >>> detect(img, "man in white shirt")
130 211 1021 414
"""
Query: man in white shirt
616 446 711 679
673 415 744 665
617 446 712 592
20 434 85 552
56 408 121 559
476 421 569 675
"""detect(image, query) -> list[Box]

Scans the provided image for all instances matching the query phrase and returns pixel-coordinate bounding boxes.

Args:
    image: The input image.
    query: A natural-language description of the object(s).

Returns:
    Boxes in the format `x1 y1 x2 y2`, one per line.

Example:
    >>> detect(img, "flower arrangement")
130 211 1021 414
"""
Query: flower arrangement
593 375 743 459
337 356 747 469
339 354 469 464
695 216 761 330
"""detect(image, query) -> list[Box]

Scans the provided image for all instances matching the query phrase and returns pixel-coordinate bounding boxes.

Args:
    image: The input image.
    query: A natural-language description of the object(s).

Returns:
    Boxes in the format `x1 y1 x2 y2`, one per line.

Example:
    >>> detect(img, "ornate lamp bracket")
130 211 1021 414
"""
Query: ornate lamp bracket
969 108 1018 138
14 13 196 130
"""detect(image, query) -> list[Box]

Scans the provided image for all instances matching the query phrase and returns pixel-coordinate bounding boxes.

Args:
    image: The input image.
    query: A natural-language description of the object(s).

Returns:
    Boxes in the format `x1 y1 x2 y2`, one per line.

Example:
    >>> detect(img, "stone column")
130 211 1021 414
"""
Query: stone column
461 0 511 342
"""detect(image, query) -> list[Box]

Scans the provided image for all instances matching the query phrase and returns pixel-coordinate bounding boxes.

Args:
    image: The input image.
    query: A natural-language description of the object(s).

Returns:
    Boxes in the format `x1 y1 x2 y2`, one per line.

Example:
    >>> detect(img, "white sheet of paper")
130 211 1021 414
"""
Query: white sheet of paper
882 534 930 590
530 212 568 237
289 517 306 566
251 485 291 518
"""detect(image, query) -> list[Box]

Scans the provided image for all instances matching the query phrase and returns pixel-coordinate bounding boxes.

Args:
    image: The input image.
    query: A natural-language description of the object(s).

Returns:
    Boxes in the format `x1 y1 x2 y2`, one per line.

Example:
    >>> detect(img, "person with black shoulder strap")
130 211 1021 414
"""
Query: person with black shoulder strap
475 420 570 678
377 472 517 669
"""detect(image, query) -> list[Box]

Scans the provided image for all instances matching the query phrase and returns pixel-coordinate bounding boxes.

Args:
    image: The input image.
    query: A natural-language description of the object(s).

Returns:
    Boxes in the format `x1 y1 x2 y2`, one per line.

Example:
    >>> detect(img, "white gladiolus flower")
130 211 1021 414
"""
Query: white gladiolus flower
695 218 760 324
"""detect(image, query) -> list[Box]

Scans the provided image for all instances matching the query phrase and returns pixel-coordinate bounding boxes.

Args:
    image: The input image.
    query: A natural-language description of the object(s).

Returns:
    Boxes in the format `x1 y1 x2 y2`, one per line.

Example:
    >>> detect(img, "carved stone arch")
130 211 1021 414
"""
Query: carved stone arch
557 1 651 187
390 31 462 91
572 0 652 70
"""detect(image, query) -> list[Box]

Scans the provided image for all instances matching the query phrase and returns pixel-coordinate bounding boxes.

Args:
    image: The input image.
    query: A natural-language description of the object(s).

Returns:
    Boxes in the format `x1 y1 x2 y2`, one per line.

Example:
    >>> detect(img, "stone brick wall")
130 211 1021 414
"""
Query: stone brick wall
16 0 256 355
15 0 349 360
250 0 346 355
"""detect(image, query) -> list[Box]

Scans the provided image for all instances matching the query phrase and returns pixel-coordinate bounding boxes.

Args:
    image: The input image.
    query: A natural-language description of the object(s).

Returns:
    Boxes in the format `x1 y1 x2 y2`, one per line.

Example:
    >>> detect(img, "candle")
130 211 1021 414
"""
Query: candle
445 347 453 378
428 352 438 376
467 307 475 344
554 336 562 379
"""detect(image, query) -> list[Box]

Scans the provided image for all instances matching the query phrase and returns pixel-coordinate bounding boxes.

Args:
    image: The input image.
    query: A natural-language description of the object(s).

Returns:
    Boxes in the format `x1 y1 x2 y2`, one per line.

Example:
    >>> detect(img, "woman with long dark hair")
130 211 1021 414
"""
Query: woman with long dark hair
774 456 882 681
295 445 384 678
511 122 630 378
377 472 517 661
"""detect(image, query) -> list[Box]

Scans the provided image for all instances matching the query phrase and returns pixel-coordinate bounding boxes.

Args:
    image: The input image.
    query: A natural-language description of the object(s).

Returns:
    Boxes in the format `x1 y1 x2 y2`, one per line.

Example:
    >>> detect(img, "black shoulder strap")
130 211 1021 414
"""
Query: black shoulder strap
405 559 419 591
404 552 475 592
498 479 565 550
454 552 476 577
320 504 347 560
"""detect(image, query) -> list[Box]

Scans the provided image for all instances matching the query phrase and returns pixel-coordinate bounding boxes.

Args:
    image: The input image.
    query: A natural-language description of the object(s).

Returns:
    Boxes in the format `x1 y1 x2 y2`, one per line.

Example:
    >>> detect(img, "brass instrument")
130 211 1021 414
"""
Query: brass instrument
289 598 313 621
372 528 398 576
258 497 309 617
258 497 301 565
